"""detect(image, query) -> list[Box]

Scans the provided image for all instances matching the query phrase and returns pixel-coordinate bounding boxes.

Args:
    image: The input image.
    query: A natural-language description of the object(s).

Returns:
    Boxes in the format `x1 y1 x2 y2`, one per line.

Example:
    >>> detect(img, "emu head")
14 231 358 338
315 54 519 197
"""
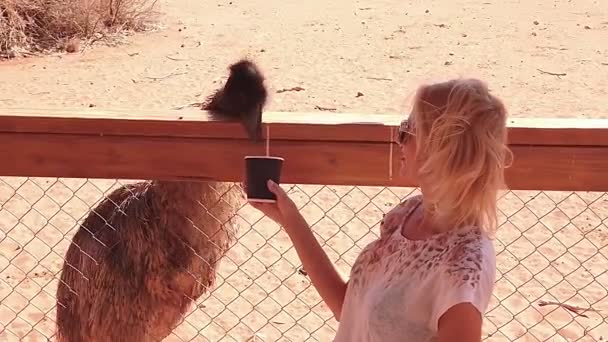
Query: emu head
202 59 268 141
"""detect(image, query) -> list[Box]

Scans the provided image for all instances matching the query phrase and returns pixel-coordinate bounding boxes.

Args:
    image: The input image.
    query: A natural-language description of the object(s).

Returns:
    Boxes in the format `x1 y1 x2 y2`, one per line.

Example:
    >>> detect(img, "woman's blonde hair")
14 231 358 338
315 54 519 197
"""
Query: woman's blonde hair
411 78 512 236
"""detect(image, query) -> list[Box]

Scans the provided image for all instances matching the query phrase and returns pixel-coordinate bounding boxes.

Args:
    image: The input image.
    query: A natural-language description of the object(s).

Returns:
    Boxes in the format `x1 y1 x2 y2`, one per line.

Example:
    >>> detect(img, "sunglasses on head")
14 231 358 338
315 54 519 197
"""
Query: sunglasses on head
396 119 414 145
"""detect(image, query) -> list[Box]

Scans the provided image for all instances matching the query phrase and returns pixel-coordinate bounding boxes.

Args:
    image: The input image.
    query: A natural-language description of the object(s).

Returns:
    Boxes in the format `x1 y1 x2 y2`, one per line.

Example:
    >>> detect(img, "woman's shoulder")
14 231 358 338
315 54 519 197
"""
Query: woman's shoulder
434 228 496 288
426 229 497 328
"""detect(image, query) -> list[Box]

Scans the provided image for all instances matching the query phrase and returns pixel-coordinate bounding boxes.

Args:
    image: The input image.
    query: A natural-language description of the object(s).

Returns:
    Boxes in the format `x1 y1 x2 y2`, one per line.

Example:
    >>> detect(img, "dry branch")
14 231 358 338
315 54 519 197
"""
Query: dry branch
0 0 158 56
537 68 567 77
538 300 602 318
144 72 187 81
365 76 393 81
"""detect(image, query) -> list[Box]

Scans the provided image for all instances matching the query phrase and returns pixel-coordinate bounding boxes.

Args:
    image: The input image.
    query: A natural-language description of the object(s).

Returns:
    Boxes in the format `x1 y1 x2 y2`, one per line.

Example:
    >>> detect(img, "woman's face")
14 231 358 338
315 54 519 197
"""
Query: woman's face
397 117 419 181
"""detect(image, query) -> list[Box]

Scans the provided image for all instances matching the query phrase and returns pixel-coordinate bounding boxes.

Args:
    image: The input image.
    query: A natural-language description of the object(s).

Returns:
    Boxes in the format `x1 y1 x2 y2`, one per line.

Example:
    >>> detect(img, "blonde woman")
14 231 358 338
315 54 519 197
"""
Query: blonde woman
249 78 511 341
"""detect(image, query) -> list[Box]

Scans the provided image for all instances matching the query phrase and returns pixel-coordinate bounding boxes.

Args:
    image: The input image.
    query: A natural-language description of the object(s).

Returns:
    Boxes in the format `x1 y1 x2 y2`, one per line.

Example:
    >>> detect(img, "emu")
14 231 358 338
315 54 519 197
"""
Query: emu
55 59 268 342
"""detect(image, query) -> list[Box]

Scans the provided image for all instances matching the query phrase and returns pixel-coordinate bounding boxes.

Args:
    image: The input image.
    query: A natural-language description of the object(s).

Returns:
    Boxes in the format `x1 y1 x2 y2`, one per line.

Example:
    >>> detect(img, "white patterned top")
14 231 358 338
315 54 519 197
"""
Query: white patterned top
333 195 496 342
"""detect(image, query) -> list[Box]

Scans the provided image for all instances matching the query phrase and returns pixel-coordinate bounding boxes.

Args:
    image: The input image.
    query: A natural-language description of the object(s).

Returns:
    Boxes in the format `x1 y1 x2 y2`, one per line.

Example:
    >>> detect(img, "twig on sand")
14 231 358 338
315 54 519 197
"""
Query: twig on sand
173 102 203 110
166 55 188 61
276 86 305 93
537 68 566 77
538 300 602 318
315 105 337 112
366 76 393 81
144 72 187 81
165 54 206 62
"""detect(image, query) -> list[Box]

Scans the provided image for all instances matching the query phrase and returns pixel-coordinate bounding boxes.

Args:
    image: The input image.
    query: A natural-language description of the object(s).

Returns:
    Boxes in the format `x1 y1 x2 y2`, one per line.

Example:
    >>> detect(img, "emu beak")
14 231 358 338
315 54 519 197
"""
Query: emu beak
241 108 263 142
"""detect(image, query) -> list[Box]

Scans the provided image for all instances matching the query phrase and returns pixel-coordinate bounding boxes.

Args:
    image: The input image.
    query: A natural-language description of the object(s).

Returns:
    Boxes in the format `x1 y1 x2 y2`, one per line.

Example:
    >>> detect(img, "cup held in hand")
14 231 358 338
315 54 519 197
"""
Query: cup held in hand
244 156 284 202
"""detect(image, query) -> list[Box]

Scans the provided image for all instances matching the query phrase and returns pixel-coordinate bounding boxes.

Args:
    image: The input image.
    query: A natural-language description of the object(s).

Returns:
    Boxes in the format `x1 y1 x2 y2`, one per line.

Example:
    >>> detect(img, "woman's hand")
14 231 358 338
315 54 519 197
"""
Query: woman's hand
248 180 302 227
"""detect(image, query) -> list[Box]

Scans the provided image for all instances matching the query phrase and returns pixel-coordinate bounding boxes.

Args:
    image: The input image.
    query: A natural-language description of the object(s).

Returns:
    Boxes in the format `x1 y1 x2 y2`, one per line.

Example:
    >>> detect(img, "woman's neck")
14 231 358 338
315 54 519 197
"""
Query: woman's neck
401 205 443 241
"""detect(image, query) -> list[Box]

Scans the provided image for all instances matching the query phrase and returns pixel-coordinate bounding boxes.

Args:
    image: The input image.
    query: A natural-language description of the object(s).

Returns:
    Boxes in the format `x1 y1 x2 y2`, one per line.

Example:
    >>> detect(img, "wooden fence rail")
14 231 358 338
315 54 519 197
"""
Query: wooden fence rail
1 108 607 191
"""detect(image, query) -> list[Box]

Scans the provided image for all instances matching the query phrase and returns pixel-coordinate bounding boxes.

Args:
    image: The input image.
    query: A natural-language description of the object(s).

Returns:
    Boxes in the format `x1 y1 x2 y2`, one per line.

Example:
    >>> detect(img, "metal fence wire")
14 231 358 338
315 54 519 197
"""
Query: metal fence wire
0 177 607 341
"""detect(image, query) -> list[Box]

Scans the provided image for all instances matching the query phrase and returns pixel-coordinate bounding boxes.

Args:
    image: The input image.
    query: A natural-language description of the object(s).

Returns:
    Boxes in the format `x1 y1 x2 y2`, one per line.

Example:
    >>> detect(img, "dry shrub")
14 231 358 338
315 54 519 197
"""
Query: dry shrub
0 0 158 57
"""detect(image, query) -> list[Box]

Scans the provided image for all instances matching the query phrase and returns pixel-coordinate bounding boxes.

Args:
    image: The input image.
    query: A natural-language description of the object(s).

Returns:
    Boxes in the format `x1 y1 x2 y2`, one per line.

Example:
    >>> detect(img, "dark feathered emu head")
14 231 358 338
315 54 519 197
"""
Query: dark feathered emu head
202 59 268 141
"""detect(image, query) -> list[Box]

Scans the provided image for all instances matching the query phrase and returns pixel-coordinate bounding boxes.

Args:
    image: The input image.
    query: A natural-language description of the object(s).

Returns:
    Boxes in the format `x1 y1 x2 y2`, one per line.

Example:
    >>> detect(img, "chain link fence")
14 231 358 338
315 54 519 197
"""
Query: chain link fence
0 176 606 341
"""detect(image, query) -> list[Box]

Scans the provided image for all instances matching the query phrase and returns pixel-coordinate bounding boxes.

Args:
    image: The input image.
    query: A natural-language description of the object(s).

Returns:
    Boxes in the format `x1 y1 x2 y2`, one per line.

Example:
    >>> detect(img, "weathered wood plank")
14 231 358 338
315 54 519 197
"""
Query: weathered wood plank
1 132 606 191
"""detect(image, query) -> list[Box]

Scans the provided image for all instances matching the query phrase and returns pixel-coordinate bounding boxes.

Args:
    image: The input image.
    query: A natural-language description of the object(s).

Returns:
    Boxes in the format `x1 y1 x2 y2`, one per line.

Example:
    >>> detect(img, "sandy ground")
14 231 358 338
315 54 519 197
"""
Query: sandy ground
1 0 608 341
0 0 607 117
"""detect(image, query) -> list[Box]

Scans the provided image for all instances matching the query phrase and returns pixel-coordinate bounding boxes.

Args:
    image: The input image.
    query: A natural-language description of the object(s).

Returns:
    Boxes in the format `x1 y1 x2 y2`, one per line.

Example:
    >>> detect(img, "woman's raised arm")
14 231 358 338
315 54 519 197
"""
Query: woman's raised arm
248 180 348 320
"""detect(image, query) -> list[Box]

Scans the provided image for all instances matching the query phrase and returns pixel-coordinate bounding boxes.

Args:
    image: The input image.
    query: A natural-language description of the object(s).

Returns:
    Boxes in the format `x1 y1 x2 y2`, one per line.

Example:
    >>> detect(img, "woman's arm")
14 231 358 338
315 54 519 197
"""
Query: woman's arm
281 212 348 320
437 303 483 341
248 180 348 320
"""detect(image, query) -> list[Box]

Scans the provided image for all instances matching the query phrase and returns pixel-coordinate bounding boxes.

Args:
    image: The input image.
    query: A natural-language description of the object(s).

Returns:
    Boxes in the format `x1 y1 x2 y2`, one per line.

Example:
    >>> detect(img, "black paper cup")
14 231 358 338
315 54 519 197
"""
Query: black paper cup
244 156 284 202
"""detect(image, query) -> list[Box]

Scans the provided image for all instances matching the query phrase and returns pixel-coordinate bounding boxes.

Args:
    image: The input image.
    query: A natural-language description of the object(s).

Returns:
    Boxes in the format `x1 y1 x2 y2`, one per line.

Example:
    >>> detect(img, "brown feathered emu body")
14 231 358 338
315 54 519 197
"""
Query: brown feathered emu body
55 59 267 342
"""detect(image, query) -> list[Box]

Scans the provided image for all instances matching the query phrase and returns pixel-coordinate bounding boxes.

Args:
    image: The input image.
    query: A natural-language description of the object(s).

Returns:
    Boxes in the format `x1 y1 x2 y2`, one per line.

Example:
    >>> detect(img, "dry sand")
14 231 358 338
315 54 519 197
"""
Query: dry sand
1 0 607 117
1 0 608 341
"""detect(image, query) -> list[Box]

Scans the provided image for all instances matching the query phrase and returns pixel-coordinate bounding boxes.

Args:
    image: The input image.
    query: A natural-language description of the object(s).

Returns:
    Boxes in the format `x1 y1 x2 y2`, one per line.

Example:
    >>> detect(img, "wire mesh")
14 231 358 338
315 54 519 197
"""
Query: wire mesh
0 177 606 341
